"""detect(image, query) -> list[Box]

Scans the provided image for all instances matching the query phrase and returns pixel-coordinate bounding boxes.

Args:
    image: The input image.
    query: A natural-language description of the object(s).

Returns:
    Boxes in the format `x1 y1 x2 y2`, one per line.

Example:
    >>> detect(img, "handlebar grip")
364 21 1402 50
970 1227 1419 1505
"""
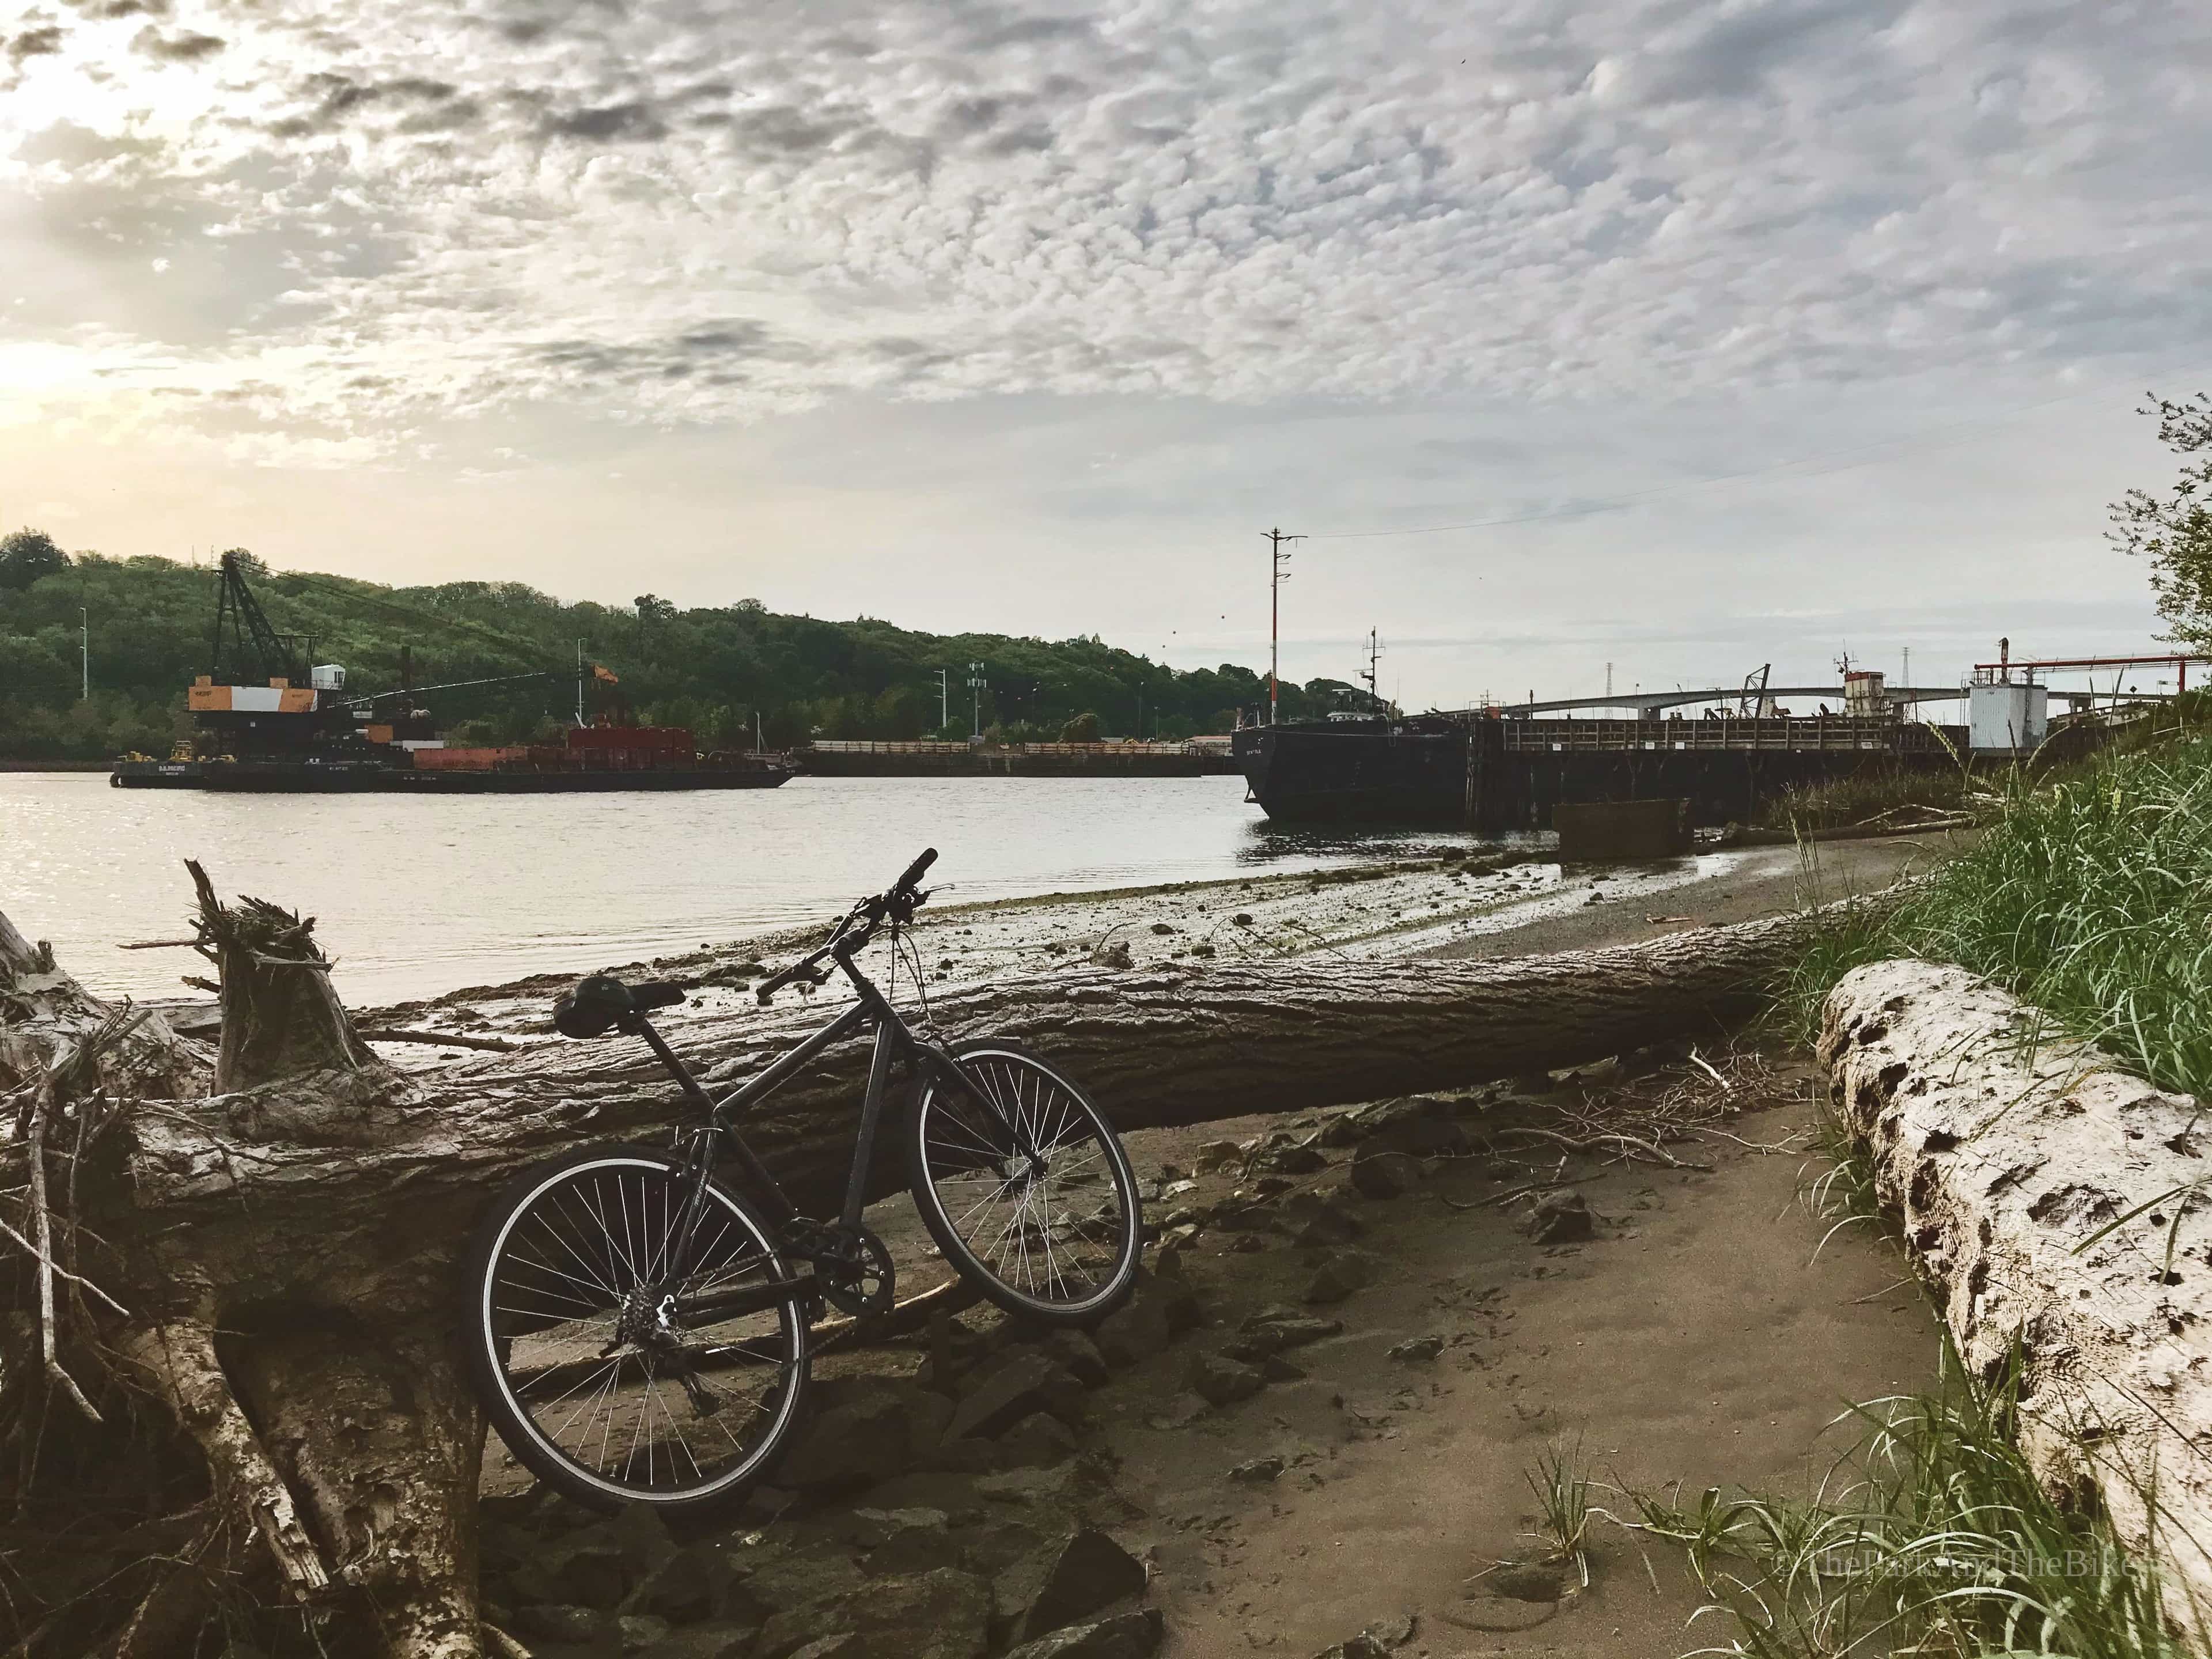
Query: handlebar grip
896 847 939 891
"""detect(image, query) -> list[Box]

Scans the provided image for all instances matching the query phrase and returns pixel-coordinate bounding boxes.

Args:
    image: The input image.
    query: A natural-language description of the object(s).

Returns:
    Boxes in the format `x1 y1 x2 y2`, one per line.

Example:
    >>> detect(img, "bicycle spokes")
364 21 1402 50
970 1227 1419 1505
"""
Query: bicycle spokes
917 1054 1132 1309
485 1159 803 1497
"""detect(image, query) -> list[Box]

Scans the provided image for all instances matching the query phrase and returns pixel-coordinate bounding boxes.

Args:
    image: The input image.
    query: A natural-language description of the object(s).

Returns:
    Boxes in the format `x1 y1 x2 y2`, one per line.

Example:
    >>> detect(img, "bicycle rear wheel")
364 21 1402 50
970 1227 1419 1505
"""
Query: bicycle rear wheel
906 1042 1142 1327
461 1144 809 1514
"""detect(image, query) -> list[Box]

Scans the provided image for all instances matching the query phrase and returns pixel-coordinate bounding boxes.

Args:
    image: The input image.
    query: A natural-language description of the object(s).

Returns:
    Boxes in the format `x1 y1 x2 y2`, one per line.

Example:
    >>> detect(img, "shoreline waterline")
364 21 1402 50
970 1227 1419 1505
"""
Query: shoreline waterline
1 771 1534 1004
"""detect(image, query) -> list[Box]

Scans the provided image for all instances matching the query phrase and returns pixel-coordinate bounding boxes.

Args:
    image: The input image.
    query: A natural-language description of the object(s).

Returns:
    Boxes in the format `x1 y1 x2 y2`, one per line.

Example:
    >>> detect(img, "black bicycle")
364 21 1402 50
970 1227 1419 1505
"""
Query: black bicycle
460 849 1144 1514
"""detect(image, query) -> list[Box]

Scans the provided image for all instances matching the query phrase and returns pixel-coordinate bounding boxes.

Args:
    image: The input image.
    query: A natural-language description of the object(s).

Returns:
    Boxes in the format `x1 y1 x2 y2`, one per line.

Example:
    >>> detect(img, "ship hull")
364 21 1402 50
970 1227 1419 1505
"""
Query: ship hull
1233 721 1468 823
1238 715 1969 828
114 761 795 793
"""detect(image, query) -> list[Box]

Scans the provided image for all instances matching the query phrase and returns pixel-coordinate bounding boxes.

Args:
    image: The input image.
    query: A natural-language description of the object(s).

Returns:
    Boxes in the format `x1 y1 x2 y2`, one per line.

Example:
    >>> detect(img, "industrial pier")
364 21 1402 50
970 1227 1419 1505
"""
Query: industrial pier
1234 669 2070 828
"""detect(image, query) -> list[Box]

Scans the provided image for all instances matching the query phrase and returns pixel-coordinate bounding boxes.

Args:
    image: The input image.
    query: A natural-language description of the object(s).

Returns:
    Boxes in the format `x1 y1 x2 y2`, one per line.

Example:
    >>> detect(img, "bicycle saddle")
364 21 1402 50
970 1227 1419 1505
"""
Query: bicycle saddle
552 974 685 1039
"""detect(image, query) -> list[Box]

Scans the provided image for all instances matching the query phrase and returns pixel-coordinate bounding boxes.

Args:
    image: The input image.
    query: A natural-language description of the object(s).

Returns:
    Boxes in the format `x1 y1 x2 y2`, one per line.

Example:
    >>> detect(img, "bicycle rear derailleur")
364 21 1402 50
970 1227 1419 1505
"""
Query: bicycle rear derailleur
784 1217 896 1319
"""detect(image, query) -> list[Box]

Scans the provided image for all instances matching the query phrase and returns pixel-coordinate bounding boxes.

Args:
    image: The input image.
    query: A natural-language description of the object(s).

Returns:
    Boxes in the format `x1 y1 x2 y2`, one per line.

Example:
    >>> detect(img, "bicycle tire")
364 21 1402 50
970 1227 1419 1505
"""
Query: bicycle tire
906 1041 1142 1328
460 1143 810 1515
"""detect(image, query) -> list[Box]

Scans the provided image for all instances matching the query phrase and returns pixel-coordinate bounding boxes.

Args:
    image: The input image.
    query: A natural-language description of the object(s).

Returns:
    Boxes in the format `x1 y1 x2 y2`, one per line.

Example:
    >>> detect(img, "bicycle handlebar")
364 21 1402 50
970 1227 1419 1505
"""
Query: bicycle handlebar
755 849 938 1004
896 846 938 893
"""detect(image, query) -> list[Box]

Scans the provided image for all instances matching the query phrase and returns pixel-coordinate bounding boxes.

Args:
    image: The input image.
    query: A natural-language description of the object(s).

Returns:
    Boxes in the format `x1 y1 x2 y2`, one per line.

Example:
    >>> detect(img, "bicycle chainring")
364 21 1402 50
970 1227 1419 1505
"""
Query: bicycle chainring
806 1221 896 1319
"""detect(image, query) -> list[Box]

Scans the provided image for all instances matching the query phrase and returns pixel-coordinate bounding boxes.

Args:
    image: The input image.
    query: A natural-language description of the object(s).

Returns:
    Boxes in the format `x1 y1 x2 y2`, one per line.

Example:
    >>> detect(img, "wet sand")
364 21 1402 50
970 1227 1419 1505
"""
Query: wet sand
1418 831 1964 964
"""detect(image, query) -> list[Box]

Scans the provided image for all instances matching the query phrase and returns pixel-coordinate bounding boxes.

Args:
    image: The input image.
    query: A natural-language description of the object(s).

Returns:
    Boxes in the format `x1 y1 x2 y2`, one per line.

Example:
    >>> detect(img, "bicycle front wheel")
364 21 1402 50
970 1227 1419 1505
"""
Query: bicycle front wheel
907 1042 1142 1327
461 1145 809 1514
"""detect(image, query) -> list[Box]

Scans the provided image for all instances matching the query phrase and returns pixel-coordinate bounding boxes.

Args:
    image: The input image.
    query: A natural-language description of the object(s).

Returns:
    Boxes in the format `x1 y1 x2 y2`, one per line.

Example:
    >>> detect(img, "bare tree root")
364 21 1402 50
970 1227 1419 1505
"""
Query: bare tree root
1 873 490 1658
230 1321 484 1659
116 1317 331 1600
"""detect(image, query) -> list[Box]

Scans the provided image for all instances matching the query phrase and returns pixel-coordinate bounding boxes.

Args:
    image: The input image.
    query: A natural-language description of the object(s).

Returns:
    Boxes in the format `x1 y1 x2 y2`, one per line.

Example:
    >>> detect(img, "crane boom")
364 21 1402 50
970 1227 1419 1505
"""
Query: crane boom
343 669 569 709
210 551 307 685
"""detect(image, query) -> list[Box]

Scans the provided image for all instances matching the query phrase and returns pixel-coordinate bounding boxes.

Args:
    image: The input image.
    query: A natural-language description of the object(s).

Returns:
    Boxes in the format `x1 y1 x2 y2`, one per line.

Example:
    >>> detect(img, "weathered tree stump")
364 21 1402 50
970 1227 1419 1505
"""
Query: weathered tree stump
1821 959 2212 1631
186 857 377 1092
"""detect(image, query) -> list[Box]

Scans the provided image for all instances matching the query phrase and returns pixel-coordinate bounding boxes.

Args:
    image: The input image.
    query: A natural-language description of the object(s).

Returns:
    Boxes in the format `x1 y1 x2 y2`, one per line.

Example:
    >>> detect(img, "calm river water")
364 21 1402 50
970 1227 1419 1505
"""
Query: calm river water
0 774 1491 1003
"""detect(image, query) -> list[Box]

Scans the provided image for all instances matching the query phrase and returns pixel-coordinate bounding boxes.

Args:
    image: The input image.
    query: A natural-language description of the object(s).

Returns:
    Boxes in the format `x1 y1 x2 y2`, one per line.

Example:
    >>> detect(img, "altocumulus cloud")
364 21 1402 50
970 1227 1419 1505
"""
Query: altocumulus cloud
2 0 2210 455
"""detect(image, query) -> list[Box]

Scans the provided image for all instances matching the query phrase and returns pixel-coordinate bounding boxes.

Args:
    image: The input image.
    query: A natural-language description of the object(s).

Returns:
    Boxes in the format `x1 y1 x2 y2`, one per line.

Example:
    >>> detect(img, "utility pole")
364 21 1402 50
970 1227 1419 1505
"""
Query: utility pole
967 661 987 741
935 669 948 734
79 607 89 700
1264 528 1304 724
574 639 585 725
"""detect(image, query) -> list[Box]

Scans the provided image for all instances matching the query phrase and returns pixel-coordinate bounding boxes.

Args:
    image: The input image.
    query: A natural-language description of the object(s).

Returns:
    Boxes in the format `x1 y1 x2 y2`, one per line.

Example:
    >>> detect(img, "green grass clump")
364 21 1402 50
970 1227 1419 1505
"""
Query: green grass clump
1627 1346 2198 1658
1781 726 2212 1099
1526 1436 1596 1588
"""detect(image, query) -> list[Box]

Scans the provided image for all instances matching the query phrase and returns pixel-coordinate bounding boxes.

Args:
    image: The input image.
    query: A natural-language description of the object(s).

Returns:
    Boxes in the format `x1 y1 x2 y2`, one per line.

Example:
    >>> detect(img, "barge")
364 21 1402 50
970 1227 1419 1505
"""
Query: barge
115 739 795 793
111 551 794 794
1236 696 1968 829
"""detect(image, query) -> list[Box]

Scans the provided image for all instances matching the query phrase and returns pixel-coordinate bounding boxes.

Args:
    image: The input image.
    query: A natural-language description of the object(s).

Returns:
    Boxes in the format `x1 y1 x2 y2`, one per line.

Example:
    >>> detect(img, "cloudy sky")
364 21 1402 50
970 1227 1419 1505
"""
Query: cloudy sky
3 0 2209 708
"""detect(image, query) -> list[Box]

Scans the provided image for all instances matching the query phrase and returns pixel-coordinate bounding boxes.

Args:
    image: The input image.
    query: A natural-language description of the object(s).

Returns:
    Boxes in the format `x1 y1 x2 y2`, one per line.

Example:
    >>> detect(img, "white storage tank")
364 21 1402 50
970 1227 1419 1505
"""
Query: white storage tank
1969 681 2048 753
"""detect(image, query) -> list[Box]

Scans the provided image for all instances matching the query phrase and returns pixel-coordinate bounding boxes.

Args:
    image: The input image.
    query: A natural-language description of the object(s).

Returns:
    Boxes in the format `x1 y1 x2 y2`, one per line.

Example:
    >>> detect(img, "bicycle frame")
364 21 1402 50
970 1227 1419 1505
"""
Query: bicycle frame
628 938 1032 1322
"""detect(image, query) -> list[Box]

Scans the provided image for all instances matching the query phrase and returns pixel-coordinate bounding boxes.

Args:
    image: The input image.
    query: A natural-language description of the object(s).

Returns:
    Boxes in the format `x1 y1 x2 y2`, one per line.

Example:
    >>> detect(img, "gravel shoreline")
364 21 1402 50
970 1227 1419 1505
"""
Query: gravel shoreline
353 829 1964 1058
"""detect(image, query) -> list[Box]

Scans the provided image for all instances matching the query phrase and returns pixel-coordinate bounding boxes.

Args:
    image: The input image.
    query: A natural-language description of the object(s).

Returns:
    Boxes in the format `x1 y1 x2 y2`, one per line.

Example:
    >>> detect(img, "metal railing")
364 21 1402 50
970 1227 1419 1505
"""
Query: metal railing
1499 717 1961 755
805 739 1217 756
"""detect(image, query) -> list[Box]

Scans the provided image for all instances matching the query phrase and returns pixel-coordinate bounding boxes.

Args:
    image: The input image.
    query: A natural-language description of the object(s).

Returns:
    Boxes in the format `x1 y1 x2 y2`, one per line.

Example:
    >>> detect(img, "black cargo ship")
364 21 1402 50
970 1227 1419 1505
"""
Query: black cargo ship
1237 706 1964 829
1233 715 1469 822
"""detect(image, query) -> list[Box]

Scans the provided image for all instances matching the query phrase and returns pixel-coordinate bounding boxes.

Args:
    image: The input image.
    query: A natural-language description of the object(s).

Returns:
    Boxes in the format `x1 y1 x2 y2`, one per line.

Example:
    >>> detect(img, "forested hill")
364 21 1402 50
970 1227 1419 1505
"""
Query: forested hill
0 537 1378 759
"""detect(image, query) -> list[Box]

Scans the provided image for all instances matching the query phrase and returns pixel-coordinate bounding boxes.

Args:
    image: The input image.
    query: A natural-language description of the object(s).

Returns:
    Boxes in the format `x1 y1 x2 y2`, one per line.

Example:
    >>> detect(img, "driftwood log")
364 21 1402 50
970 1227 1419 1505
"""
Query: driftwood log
1820 960 2212 1631
0 876 1885 1659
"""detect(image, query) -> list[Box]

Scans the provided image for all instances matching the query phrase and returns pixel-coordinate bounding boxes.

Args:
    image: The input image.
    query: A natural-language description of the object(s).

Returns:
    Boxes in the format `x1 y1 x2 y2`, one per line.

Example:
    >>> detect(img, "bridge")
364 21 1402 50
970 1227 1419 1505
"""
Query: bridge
1465 685 1970 719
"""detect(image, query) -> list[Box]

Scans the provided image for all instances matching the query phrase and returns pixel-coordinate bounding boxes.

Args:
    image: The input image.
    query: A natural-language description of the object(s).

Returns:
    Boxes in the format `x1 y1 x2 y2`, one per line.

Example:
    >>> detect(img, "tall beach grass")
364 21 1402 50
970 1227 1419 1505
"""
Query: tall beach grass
1779 719 2212 1100
1736 706 2212 1657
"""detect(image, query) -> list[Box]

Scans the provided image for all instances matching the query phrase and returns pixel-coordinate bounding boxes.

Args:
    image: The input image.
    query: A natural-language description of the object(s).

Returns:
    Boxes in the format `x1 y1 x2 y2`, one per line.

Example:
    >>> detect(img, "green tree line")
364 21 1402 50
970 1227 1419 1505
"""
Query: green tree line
0 534 1381 759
